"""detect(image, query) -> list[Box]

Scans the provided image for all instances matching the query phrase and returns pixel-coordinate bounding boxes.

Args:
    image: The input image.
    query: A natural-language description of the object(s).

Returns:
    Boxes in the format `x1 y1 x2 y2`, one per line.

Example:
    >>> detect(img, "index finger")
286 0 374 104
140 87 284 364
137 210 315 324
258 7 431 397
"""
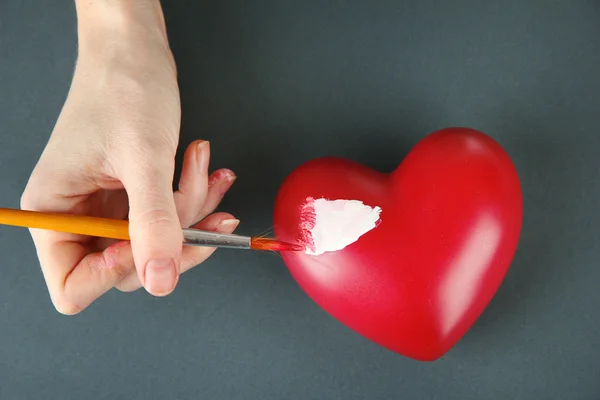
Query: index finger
30 228 135 314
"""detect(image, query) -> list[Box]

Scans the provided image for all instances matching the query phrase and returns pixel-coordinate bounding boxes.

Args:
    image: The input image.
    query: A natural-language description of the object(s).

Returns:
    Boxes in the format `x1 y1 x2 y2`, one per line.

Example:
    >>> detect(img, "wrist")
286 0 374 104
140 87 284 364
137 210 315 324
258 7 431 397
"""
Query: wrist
74 0 170 59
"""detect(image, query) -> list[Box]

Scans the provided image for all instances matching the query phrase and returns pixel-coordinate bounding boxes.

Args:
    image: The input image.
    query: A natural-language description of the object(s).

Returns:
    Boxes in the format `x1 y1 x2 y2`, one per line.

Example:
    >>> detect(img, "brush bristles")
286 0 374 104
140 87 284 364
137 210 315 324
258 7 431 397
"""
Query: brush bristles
250 237 304 252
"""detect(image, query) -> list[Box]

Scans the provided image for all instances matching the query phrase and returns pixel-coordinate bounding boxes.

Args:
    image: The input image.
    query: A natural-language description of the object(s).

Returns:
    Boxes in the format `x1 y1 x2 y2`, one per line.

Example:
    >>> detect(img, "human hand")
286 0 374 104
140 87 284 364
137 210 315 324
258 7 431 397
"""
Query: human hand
20 0 238 314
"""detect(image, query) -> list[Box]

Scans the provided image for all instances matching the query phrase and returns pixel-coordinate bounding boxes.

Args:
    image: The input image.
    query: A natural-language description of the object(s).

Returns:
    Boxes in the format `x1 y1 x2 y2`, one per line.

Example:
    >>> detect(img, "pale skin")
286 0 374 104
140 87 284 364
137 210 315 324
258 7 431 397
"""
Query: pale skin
20 0 237 314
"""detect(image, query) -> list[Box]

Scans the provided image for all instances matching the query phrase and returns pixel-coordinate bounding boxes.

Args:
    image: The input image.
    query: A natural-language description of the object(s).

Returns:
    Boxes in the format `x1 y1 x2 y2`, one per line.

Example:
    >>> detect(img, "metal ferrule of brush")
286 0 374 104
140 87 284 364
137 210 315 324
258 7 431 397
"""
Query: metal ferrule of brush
182 228 251 249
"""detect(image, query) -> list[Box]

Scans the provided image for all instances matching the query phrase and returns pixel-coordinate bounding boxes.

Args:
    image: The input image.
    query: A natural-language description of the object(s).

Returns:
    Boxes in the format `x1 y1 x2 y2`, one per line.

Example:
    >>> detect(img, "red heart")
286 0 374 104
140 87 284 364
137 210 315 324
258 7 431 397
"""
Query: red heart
273 127 522 361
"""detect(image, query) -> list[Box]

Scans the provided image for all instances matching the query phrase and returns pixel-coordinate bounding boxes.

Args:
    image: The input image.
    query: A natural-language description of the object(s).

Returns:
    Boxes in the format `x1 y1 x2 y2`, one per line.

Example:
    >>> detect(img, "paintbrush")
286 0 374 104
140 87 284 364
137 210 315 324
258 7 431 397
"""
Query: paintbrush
0 207 303 252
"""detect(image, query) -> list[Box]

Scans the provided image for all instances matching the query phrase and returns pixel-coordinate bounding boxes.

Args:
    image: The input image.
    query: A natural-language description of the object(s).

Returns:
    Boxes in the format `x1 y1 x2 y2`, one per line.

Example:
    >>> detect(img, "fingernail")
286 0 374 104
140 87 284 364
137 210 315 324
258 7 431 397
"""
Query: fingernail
145 258 177 294
218 175 237 195
208 169 236 187
197 141 210 175
217 219 240 230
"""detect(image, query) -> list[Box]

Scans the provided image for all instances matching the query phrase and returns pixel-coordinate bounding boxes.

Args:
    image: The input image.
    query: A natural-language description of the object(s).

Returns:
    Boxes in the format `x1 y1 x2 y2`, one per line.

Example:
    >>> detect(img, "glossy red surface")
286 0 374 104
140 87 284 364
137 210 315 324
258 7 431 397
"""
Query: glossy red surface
273 127 522 361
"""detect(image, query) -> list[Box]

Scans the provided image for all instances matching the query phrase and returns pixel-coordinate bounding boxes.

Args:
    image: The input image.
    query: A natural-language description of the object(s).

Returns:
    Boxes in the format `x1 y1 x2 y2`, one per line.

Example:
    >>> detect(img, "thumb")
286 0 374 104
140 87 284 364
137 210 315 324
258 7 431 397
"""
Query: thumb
120 152 183 296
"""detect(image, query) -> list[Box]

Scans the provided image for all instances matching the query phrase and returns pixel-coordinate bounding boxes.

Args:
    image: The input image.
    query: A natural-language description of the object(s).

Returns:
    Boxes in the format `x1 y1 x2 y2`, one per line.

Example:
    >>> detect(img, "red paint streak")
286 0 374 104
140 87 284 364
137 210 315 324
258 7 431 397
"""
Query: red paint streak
298 197 317 252
250 237 304 252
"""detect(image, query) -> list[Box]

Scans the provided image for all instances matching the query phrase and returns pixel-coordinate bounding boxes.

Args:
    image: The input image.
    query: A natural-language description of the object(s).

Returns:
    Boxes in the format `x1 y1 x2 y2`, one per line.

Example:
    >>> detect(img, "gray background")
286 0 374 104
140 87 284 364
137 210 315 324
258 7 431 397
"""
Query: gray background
1 0 599 399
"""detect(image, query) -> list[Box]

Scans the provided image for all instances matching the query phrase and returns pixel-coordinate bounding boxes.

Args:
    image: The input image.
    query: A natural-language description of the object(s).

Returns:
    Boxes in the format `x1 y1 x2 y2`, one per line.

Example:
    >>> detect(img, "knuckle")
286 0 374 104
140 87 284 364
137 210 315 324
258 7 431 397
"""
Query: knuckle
106 261 134 283
111 262 131 280
92 249 134 280
20 190 33 210
20 178 40 210
128 207 183 253
133 207 178 230
20 164 57 210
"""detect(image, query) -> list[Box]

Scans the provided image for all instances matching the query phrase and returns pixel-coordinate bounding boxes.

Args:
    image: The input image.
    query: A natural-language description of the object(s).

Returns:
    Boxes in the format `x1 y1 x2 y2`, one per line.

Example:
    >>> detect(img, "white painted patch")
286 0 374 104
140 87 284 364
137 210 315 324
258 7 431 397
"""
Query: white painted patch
303 198 382 256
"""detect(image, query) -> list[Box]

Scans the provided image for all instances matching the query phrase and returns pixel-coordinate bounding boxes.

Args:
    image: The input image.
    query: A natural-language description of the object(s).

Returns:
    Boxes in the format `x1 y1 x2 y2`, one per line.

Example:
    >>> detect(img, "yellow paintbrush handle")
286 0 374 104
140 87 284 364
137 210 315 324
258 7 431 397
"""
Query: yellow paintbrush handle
0 208 131 240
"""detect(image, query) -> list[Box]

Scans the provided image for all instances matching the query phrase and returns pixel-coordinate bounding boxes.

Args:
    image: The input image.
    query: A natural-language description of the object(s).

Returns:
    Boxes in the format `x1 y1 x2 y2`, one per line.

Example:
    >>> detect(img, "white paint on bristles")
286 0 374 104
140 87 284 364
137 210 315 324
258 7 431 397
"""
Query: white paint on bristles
303 198 382 256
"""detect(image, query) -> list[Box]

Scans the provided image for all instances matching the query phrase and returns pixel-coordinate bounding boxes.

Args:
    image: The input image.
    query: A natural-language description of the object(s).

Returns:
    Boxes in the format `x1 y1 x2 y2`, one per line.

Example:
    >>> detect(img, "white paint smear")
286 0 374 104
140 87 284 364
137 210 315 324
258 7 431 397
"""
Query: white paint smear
304 198 382 256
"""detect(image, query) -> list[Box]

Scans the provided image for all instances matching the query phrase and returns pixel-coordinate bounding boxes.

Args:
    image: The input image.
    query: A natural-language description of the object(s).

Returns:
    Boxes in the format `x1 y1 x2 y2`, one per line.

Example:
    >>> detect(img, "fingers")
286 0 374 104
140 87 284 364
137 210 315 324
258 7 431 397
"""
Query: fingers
21 163 135 314
24 137 238 313
30 230 134 314
173 140 210 226
115 140 238 293
196 168 236 223
174 140 236 227
115 212 239 292
119 145 183 297
180 212 240 269
60 241 134 313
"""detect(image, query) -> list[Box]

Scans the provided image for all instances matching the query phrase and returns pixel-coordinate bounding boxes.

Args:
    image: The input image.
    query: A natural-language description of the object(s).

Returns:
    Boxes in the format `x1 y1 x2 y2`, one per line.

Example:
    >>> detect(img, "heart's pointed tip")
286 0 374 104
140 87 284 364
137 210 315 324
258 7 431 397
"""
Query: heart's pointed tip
393 349 448 363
